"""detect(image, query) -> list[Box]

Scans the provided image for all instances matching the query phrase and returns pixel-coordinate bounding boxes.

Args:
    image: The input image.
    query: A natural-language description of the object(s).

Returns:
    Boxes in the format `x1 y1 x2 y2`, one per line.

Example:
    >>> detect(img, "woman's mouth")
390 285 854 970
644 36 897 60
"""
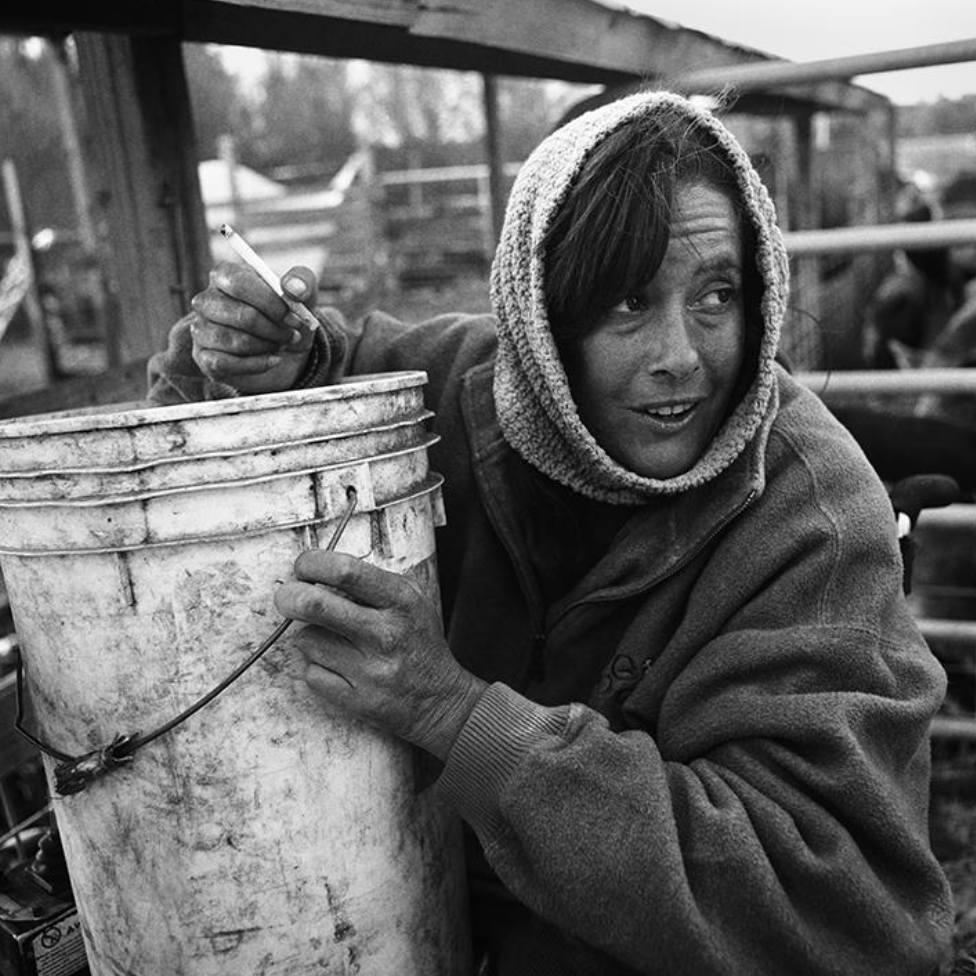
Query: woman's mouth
638 401 699 426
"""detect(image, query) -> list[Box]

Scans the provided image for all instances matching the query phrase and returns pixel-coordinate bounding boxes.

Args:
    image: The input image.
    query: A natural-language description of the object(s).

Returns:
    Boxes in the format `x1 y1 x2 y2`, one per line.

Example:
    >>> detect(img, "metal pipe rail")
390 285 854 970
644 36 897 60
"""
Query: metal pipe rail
798 369 976 398
931 715 976 742
912 503 976 532
917 619 976 658
782 220 976 257
673 37 976 93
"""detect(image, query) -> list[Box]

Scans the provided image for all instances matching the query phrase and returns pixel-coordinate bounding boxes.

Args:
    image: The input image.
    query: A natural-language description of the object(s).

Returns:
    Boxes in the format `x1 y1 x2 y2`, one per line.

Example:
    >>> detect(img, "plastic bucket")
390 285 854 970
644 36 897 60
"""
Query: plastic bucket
0 373 471 975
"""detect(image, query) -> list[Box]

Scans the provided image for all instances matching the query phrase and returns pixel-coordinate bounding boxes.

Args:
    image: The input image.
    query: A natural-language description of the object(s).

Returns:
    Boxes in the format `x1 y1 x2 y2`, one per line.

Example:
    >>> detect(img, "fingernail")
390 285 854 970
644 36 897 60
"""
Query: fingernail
284 311 300 329
268 355 281 367
288 329 304 346
283 276 305 298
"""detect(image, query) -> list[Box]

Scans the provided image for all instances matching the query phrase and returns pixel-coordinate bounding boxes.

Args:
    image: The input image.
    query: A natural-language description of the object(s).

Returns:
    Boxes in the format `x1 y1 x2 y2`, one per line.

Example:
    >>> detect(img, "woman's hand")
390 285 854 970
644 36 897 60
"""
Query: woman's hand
274 551 488 760
189 262 319 394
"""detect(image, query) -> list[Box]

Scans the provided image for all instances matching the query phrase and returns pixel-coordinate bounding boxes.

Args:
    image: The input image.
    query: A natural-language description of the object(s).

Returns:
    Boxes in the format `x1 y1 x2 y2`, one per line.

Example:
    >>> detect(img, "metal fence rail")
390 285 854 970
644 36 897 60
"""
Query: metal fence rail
674 36 976 92
798 369 976 398
783 220 976 256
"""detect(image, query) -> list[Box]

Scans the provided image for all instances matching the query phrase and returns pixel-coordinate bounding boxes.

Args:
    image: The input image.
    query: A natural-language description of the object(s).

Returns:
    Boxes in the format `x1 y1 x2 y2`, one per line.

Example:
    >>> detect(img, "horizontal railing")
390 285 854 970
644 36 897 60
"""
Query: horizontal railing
782 220 976 256
798 369 976 397
932 715 976 742
919 618 976 654
674 36 976 92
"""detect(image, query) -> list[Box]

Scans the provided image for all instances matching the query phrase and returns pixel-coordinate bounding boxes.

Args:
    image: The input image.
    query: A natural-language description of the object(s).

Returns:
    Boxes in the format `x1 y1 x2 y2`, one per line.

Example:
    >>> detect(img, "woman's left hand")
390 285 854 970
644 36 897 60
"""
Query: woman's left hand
274 551 487 760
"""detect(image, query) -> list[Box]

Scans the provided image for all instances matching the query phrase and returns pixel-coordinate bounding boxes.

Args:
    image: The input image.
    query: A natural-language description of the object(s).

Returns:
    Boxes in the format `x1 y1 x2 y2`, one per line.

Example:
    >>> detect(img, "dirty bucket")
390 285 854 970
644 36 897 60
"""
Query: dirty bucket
0 372 471 975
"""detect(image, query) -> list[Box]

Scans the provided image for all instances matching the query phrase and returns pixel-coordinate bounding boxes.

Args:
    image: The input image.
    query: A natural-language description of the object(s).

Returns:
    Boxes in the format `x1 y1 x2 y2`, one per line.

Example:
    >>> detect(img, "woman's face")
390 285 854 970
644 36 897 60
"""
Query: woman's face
566 182 747 481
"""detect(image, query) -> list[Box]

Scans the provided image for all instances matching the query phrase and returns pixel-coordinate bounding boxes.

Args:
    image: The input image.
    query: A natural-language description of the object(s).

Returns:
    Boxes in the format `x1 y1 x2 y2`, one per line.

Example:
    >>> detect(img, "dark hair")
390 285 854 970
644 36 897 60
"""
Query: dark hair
542 106 764 374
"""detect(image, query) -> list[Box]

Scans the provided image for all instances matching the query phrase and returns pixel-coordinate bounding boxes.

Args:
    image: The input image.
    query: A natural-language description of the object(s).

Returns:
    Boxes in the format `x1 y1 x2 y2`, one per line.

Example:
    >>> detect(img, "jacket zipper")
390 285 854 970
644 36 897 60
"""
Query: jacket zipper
544 488 759 667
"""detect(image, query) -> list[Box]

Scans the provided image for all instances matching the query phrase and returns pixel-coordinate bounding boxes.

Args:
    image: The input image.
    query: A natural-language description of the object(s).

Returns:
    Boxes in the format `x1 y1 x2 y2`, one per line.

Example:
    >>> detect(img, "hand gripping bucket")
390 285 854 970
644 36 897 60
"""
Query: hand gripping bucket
0 372 471 975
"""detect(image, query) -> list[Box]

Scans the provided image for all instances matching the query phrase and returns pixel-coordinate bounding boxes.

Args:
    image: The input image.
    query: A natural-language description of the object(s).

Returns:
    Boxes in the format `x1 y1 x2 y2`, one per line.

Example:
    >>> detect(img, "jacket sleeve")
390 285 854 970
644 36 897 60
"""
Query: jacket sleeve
145 307 495 408
437 418 954 975
144 308 354 406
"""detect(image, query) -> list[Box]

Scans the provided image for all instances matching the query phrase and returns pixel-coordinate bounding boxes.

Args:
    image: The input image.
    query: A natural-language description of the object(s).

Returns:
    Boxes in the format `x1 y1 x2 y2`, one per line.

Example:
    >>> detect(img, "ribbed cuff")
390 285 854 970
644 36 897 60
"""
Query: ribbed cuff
292 309 349 389
436 682 569 838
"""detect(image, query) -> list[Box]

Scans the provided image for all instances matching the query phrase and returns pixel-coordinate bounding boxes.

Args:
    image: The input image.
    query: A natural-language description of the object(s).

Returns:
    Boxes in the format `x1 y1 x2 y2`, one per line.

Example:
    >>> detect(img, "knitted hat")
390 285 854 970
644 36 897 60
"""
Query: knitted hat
490 90 790 504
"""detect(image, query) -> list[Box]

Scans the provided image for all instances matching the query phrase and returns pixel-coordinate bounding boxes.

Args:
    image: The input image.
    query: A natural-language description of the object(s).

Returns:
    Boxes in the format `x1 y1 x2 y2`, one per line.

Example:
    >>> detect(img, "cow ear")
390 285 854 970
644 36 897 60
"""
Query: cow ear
887 338 927 369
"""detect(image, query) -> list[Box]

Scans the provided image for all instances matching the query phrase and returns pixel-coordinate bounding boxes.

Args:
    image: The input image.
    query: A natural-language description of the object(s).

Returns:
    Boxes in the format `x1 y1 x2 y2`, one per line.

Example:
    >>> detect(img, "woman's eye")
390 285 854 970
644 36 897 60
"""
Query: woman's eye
698 285 736 308
616 294 648 313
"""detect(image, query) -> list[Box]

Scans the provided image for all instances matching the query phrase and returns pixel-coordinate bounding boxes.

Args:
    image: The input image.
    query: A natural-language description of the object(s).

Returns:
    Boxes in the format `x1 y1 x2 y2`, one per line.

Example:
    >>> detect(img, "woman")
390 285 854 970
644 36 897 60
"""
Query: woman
148 91 953 975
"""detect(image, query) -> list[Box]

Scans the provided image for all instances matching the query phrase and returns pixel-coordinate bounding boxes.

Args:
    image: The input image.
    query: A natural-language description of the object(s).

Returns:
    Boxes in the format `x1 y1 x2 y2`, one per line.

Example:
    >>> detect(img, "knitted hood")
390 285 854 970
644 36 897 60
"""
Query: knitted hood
489 90 790 504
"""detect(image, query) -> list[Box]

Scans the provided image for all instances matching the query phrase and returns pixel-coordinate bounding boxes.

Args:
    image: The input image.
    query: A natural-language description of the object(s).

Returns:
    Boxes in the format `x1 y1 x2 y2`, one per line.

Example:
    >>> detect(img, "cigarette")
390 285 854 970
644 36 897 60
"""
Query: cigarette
219 223 320 335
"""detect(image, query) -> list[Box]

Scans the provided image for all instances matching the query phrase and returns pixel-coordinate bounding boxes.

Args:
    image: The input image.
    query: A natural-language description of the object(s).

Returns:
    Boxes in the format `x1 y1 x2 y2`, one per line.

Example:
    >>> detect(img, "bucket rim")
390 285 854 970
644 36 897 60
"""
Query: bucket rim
0 472 445 556
0 433 440 509
0 411 435 480
0 371 429 438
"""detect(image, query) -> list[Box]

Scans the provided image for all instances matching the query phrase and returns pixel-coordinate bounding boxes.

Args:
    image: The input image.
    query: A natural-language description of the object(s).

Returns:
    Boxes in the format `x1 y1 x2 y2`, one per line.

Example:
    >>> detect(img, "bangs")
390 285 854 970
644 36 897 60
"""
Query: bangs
542 110 749 351
543 127 675 343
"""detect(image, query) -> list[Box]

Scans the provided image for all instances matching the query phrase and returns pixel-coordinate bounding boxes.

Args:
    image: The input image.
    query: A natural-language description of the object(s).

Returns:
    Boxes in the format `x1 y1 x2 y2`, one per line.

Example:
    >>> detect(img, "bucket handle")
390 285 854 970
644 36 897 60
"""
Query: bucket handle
15 486 359 797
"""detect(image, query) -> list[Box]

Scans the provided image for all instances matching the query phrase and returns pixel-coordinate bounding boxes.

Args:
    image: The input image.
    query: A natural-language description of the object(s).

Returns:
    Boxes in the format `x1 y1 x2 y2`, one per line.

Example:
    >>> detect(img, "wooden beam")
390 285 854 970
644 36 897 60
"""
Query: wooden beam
178 0 672 83
0 0 785 87
0 0 893 111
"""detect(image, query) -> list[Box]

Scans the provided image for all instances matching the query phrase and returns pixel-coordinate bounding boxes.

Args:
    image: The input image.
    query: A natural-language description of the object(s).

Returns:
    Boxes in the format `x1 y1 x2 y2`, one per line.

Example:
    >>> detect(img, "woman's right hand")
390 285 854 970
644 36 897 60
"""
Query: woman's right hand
189 261 320 394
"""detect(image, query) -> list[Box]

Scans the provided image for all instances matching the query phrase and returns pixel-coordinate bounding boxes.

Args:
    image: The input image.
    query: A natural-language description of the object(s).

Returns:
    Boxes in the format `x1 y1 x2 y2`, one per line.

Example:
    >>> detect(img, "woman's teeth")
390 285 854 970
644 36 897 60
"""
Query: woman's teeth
645 403 694 418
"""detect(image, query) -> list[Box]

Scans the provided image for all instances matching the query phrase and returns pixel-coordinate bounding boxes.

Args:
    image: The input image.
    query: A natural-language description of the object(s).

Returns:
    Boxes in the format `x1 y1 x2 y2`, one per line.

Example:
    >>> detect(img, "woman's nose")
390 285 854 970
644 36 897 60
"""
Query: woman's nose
648 310 701 379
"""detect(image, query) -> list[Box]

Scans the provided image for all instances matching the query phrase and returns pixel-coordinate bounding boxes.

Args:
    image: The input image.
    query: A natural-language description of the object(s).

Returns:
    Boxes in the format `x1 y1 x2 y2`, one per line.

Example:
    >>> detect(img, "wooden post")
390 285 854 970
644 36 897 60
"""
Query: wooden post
73 32 211 364
1 159 52 384
49 39 97 255
792 111 822 367
481 73 505 258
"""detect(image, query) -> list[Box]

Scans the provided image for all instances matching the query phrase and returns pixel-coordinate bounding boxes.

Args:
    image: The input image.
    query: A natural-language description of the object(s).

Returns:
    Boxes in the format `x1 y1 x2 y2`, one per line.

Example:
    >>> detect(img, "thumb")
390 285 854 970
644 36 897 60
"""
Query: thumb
281 266 319 310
